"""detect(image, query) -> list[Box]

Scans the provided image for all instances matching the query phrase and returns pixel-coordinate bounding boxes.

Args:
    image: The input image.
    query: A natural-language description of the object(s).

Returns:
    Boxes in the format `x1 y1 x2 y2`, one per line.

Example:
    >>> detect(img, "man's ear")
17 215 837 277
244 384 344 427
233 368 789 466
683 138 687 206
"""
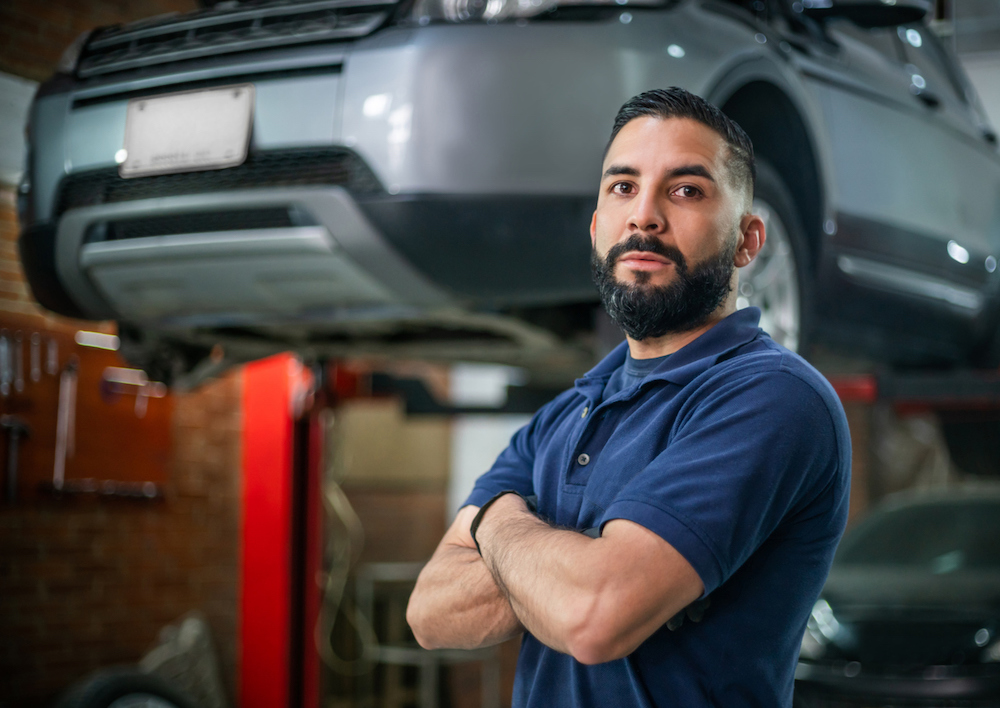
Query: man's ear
735 213 765 268
589 211 598 246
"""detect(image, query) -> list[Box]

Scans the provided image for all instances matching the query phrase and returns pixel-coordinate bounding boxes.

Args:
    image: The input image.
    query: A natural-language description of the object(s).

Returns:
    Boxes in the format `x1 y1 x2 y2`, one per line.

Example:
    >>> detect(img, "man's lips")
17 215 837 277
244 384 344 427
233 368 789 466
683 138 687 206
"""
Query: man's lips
617 251 674 272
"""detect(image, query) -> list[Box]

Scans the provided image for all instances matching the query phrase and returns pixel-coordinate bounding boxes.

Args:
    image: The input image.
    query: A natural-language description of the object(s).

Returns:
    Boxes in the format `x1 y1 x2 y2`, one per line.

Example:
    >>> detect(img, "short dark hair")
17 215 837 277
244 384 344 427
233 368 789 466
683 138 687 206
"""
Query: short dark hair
606 87 756 201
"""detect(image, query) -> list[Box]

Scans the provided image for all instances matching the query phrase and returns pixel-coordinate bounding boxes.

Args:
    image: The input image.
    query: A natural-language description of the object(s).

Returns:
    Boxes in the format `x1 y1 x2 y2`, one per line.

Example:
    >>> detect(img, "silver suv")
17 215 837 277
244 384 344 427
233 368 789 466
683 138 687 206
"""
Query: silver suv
18 0 1000 385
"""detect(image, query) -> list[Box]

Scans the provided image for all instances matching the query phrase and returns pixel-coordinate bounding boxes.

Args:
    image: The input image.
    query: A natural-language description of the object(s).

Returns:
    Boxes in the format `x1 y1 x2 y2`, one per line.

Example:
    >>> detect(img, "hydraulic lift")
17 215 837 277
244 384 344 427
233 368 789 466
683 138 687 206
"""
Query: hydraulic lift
241 354 324 708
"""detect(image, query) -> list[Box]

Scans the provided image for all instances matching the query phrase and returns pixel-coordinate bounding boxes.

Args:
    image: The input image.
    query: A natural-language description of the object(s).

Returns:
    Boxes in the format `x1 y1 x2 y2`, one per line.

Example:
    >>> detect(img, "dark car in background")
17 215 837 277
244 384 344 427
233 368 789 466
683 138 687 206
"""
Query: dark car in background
795 486 1000 707
16 0 1000 386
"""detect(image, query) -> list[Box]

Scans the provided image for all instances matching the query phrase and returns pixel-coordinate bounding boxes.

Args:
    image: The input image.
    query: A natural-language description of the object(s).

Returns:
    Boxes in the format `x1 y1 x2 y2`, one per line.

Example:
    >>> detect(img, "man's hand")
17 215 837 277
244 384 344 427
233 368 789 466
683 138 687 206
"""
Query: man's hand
475 494 704 665
406 505 525 650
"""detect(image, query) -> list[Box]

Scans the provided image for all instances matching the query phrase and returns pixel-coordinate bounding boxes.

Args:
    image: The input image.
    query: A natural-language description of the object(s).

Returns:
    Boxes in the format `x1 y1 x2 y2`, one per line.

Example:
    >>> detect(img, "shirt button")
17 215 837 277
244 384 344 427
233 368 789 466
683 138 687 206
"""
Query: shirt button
581 406 588 418
577 453 591 466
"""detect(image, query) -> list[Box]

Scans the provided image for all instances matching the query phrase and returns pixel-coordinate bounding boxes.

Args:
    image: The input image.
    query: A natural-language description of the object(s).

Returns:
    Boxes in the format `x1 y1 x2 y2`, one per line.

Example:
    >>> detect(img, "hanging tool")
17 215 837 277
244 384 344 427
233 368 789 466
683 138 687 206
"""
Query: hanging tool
101 367 167 418
53 356 78 490
0 331 10 397
13 332 23 394
135 382 149 418
1 415 30 504
46 337 58 376
30 332 41 383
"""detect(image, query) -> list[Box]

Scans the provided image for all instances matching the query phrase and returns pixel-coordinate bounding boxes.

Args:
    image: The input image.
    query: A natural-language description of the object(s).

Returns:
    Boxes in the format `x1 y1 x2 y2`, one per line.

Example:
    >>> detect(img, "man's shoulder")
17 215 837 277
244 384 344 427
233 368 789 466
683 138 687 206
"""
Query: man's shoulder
704 337 842 410
693 339 852 477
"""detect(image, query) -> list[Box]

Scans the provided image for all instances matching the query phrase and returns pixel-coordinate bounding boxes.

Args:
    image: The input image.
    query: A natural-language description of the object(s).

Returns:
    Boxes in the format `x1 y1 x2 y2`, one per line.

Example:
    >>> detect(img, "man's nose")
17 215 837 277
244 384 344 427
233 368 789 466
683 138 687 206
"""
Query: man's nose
627 189 666 234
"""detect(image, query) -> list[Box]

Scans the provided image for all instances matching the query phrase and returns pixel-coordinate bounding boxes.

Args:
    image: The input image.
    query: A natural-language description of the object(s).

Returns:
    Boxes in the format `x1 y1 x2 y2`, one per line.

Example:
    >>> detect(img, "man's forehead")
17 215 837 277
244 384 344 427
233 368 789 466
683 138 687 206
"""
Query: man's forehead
603 116 728 174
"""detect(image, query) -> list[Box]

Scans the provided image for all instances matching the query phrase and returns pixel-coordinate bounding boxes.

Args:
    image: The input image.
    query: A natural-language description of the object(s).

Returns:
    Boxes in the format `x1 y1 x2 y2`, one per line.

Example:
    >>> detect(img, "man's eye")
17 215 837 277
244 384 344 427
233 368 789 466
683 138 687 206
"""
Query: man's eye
612 182 633 195
675 185 702 198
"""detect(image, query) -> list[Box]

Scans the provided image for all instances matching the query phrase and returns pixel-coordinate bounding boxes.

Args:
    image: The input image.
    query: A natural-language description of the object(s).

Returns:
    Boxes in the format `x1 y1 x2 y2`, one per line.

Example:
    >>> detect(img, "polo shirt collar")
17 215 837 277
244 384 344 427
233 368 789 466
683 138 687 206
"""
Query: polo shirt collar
575 307 764 400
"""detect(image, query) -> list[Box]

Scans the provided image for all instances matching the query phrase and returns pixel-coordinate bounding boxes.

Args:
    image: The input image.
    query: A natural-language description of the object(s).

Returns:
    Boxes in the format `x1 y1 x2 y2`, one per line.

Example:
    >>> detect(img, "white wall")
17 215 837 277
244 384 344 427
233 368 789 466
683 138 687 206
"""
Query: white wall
447 363 532 520
448 415 532 520
0 71 38 187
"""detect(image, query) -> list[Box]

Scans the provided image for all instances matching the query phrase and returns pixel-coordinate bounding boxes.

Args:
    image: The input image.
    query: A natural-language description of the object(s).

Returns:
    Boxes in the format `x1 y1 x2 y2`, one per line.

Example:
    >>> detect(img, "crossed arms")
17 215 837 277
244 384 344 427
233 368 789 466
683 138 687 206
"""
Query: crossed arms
405 493 704 665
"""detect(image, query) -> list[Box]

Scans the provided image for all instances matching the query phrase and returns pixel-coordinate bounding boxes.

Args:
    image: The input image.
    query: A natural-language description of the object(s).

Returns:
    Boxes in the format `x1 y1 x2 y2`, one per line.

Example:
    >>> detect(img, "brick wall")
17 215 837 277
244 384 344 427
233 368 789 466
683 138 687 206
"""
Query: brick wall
0 373 241 706
0 191 42 320
0 2 244 706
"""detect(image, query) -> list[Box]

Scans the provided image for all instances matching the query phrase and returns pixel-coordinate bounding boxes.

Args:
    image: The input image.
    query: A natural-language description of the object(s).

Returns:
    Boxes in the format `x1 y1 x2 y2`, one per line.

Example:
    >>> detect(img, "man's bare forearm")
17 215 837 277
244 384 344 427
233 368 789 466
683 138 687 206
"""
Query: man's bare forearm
475 494 598 656
475 493 703 664
407 506 524 650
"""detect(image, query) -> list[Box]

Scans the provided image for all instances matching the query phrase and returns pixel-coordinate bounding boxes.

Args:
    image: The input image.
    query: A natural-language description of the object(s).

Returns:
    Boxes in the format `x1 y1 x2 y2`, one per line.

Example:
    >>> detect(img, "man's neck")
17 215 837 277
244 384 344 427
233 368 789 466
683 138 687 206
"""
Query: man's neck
626 304 734 359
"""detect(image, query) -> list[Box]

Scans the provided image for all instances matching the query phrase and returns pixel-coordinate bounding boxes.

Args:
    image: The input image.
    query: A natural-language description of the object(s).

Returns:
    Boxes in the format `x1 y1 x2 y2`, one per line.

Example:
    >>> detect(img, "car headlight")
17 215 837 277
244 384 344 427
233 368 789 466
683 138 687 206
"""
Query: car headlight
57 30 92 75
408 0 664 24
981 632 1000 662
800 628 826 660
800 598 848 660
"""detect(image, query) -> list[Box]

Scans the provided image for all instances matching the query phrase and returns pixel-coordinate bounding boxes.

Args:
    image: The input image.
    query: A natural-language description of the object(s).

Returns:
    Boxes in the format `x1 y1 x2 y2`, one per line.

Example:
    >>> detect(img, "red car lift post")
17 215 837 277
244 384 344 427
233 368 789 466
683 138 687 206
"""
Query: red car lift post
240 354 323 708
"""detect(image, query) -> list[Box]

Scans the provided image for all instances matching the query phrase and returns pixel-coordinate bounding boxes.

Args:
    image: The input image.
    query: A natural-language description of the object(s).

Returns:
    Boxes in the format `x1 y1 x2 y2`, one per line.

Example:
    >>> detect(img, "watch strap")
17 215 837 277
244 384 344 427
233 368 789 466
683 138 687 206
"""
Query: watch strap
469 490 536 555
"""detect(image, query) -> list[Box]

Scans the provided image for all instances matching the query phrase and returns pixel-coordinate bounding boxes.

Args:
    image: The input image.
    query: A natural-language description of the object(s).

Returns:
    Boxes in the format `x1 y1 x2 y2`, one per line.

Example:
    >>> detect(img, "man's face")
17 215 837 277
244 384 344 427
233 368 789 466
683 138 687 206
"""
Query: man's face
589 116 755 340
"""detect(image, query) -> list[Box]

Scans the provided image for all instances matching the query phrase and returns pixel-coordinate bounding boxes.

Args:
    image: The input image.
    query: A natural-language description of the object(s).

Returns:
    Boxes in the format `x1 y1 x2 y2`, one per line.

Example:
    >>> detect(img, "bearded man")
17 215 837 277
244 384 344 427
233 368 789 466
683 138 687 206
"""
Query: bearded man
406 87 851 707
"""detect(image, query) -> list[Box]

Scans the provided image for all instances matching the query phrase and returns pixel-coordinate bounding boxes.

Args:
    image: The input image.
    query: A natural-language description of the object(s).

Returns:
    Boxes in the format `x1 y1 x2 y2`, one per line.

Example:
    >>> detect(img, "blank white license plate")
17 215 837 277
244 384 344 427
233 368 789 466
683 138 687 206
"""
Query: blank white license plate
120 84 254 178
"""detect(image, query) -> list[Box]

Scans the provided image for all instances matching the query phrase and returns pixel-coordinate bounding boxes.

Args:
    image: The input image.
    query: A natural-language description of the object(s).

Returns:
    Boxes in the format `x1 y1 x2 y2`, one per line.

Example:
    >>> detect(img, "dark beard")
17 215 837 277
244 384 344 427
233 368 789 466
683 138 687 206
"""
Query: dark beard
591 233 736 341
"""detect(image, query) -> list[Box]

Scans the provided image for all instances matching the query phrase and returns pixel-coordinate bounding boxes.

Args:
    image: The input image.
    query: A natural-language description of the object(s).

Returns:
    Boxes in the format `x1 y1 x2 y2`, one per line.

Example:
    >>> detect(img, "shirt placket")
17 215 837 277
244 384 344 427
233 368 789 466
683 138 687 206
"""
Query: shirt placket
564 396 626 487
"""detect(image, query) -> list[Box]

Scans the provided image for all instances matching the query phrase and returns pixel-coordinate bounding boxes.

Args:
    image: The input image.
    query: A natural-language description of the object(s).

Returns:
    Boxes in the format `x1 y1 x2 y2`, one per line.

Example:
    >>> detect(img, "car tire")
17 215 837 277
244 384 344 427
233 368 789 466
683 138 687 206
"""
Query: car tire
743 160 814 357
52 668 199 708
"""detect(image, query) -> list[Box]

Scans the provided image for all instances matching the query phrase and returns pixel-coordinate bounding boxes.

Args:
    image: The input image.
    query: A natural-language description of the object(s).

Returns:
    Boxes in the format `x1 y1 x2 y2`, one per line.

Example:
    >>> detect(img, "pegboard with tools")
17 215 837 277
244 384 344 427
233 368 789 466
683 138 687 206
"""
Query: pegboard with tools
0 313 173 505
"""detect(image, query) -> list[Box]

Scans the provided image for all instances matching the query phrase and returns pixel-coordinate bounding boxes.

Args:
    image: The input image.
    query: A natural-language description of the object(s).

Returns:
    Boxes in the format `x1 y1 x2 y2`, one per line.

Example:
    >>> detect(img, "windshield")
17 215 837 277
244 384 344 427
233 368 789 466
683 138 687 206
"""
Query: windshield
835 500 1000 573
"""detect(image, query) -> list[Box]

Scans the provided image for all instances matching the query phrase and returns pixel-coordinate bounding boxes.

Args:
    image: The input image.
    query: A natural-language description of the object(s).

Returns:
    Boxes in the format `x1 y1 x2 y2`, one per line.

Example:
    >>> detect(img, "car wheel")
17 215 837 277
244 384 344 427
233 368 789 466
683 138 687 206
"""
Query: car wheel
53 668 198 708
742 160 813 356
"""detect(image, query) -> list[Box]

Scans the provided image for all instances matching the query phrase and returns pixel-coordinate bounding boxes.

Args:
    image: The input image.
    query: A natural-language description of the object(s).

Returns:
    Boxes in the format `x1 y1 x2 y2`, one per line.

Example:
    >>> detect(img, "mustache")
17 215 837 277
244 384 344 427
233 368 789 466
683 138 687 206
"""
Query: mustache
604 234 688 274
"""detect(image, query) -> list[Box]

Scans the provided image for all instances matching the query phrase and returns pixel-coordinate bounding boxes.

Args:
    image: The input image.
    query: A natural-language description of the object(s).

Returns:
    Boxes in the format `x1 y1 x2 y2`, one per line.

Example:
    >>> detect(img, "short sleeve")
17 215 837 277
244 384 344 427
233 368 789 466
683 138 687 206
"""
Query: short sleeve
602 368 846 595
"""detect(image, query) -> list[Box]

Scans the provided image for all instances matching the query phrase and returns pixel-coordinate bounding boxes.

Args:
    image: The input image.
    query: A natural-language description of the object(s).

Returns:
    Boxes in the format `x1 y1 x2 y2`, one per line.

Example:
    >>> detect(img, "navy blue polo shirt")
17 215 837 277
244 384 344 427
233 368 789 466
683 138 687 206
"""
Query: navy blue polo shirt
464 307 851 708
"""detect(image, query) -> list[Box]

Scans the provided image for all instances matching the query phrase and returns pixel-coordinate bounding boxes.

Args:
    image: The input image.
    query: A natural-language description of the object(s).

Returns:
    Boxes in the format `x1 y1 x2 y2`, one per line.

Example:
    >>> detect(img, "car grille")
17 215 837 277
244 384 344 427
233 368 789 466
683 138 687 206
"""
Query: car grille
84 208 304 243
77 0 399 78
56 148 384 217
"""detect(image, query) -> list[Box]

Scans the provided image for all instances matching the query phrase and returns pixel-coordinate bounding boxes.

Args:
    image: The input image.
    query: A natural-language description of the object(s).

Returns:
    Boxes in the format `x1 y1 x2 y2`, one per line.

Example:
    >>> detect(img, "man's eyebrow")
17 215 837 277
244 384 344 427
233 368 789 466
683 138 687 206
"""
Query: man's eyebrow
601 164 716 182
667 164 716 182
602 164 640 179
